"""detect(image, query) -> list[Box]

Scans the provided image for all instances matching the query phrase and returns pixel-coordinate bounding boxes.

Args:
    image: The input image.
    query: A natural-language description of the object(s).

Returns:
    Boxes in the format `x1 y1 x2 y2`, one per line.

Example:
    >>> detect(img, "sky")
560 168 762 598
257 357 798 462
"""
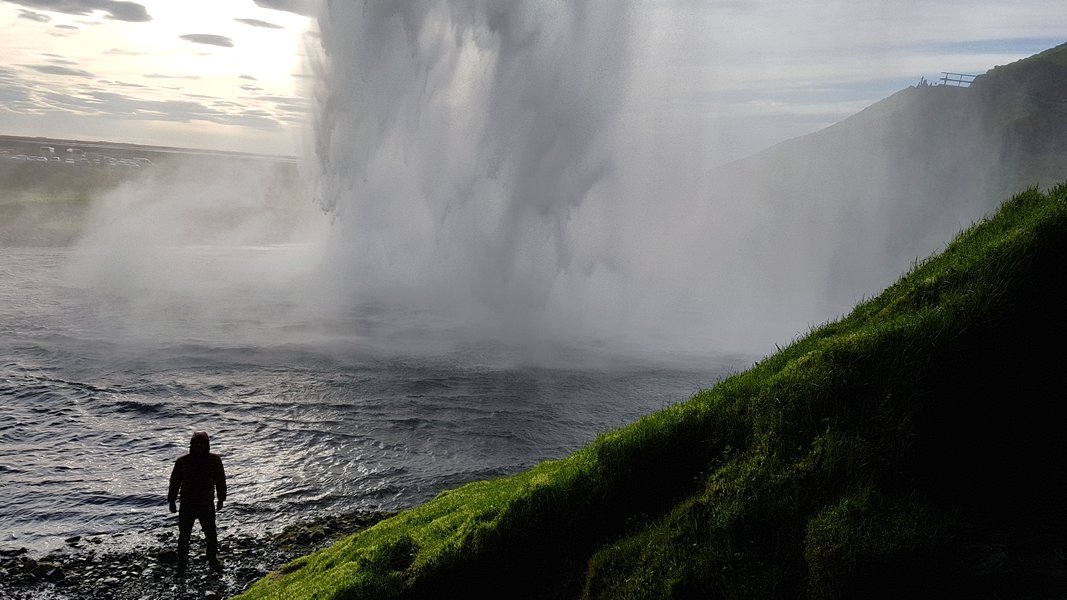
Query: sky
0 0 1065 160
0 0 313 155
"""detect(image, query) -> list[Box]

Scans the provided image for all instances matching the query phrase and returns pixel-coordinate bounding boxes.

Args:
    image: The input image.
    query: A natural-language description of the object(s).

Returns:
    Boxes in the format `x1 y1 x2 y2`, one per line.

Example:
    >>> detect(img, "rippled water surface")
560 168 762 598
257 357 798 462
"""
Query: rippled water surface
1 246 744 554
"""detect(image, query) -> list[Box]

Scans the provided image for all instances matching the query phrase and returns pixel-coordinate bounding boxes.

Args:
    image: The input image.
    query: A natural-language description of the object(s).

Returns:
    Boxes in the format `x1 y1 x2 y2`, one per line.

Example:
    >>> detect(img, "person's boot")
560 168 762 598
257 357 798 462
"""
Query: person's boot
176 557 188 576
208 556 223 573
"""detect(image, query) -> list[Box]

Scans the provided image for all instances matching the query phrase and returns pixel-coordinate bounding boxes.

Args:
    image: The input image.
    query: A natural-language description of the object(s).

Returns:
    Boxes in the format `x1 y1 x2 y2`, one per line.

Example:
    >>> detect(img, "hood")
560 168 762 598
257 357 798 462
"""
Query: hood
190 431 210 455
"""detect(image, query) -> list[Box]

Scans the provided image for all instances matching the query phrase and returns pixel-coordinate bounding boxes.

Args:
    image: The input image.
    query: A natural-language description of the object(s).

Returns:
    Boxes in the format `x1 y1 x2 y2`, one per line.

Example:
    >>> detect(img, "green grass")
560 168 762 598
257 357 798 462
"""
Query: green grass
236 183 1067 600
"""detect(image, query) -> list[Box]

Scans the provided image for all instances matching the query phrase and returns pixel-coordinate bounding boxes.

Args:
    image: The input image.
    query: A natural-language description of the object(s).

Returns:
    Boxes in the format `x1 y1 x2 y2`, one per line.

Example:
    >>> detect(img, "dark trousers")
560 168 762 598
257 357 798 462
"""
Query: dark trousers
177 503 218 563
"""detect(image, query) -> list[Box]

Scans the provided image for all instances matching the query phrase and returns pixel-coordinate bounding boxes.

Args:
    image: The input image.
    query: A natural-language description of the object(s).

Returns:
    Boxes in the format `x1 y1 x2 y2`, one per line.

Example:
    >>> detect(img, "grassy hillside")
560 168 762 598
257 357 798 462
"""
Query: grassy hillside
236 183 1067 599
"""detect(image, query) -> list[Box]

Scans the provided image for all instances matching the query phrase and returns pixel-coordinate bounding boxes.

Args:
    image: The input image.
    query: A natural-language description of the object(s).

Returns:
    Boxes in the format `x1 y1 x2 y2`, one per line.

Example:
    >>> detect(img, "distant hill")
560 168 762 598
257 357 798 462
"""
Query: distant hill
0 136 306 247
0 133 295 163
702 41 1067 318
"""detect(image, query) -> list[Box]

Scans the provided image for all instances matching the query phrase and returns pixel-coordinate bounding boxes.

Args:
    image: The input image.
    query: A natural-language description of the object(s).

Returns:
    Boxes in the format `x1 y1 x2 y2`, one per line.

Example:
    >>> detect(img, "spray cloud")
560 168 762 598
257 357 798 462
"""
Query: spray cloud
313 2 644 353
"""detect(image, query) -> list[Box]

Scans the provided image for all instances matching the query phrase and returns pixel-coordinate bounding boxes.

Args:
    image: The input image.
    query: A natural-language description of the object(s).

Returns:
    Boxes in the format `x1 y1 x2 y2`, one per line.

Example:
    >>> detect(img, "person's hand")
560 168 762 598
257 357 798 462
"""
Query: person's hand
168 501 177 514
216 499 224 511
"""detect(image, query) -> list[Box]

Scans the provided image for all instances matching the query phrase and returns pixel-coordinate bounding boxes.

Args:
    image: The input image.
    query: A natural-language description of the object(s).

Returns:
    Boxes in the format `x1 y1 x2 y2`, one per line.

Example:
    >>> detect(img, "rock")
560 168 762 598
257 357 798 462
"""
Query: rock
33 560 62 573
65 535 82 544
101 576 120 586
205 591 220 599
44 566 66 582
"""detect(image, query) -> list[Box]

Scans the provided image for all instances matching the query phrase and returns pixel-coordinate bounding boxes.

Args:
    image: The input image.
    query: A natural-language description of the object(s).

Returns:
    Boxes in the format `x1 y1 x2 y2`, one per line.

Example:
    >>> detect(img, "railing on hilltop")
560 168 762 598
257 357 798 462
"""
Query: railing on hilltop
940 72 977 87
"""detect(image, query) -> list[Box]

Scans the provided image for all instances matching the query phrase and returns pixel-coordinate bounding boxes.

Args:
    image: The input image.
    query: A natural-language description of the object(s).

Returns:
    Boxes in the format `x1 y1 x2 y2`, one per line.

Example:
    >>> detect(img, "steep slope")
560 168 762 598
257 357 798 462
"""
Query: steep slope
580 183 1067 599
972 42 1067 191
236 182 1067 599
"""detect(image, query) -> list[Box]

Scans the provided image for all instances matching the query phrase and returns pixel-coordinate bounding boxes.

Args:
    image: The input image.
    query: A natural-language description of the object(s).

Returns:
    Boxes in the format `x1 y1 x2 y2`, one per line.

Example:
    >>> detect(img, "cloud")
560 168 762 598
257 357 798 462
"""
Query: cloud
43 54 79 66
252 0 313 17
144 73 200 80
14 86 286 130
251 94 309 118
0 84 33 104
17 8 49 21
179 34 234 48
26 64 94 77
241 84 263 91
239 74 257 81
102 79 147 88
3 0 151 22
95 1 148 22
253 94 309 112
0 68 34 106
105 48 145 56
0 40 301 149
235 18 283 29
53 24 78 29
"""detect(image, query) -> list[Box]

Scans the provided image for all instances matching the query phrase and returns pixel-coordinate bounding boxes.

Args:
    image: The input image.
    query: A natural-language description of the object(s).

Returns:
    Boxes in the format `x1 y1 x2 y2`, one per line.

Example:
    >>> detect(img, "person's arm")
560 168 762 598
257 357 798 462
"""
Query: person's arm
215 457 227 510
168 459 181 513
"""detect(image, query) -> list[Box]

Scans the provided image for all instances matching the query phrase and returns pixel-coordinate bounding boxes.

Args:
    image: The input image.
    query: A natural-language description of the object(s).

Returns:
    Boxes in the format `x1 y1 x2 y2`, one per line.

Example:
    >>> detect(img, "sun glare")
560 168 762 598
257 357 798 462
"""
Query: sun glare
0 0 312 152
2 0 308 106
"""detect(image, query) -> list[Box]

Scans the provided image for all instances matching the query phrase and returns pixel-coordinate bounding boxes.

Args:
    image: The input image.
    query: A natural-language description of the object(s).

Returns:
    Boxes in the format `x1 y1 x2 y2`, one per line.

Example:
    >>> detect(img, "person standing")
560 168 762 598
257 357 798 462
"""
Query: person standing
168 431 227 573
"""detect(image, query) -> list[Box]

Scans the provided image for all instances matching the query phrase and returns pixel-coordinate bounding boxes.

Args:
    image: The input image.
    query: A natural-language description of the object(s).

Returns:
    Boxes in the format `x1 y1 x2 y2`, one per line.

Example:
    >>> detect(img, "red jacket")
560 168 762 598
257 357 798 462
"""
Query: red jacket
168 432 227 506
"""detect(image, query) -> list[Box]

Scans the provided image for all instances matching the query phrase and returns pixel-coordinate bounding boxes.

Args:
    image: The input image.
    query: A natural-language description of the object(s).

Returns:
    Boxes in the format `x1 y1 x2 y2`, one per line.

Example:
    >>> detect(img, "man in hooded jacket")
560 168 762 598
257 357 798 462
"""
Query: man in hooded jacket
168 431 227 573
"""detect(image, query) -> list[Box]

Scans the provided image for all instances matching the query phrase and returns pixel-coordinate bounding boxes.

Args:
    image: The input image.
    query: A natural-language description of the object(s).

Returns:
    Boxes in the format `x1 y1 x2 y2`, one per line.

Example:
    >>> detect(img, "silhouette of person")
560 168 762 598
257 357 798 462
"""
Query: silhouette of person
168 431 227 573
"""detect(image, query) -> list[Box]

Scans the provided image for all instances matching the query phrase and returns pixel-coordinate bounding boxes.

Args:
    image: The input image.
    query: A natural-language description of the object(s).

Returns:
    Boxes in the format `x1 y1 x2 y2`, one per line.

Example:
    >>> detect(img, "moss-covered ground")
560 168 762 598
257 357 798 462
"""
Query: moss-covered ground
236 183 1067 599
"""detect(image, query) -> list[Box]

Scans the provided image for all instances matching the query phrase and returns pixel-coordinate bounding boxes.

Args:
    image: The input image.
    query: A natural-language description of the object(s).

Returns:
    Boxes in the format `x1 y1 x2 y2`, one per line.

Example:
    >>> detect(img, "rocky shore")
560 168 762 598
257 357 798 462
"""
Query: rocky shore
0 511 392 600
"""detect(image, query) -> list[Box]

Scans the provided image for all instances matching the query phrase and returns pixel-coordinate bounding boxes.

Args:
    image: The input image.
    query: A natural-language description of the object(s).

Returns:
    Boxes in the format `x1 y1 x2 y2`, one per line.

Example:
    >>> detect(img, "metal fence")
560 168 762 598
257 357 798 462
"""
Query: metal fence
940 72 977 87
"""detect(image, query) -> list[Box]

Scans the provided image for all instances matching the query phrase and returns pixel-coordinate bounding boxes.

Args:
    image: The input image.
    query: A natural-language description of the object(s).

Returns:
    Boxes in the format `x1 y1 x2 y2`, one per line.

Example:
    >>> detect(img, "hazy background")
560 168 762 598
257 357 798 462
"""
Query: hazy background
3 0 1066 362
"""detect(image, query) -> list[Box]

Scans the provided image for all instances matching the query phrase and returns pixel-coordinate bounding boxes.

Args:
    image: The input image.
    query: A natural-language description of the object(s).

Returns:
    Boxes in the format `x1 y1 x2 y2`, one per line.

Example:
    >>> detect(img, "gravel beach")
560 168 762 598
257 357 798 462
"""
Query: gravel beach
0 511 391 600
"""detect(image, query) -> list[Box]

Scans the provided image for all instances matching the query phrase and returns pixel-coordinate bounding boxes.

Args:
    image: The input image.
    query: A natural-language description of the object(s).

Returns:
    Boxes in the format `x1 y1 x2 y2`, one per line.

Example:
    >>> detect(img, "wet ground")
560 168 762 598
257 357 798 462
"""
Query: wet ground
0 511 391 600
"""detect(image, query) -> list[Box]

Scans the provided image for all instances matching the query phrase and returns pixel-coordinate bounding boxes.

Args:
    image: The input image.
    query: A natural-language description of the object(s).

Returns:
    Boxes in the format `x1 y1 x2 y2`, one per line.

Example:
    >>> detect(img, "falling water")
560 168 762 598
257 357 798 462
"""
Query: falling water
311 2 716 359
